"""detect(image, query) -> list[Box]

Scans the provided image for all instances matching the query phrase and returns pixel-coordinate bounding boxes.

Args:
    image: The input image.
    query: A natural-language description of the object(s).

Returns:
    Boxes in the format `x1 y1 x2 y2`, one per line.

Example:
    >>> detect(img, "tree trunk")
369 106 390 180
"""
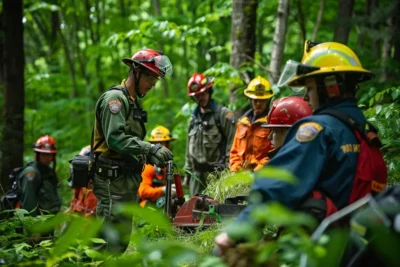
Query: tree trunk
94 0 105 94
380 0 400 81
58 11 79 98
0 12 3 84
152 0 169 98
1 0 24 190
296 0 306 44
333 0 355 44
230 0 258 105
269 0 290 84
312 0 325 42
392 0 400 63
152 0 161 15
119 0 126 17
357 0 380 59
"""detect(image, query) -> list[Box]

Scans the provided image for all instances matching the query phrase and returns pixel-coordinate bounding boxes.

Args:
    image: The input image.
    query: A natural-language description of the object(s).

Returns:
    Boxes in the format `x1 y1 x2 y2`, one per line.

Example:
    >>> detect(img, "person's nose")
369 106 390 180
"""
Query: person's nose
268 130 273 140
303 92 309 102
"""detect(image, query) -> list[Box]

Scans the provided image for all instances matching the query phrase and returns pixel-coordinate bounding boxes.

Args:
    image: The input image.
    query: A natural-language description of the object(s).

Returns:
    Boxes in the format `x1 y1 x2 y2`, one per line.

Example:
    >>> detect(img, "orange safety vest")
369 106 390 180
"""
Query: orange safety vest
69 183 97 217
230 115 273 172
138 164 166 207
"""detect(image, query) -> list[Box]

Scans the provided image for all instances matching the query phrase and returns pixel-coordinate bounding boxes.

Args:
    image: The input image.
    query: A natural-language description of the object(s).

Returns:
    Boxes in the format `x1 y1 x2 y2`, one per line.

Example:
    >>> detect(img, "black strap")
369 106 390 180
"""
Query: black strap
214 104 227 163
188 104 227 163
319 109 367 139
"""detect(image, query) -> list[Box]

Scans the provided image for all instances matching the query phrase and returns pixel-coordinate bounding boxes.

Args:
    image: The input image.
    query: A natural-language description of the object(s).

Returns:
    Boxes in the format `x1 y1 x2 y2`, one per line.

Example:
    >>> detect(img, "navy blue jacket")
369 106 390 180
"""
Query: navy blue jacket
237 99 365 223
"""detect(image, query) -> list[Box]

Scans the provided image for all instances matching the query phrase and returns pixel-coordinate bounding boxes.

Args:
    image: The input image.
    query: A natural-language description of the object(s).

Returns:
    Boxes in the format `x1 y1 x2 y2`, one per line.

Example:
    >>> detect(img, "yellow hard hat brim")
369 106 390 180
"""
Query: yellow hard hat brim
244 91 274 100
288 66 374 87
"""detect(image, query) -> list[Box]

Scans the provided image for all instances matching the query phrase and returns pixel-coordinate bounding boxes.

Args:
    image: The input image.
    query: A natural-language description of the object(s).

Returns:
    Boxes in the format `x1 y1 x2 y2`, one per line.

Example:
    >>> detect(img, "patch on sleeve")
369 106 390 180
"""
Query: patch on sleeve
225 112 235 123
26 172 36 182
108 100 122 114
296 122 323 142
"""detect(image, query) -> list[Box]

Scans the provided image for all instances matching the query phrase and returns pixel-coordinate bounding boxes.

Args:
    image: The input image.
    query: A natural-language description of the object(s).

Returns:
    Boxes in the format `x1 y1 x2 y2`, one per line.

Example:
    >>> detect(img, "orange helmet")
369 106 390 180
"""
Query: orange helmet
263 96 312 128
34 135 57 153
187 73 214 96
122 49 173 78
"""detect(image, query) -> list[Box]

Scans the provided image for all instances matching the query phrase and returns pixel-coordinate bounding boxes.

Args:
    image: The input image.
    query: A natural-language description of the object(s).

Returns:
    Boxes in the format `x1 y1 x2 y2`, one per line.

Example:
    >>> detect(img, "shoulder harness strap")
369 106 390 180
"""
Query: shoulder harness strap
319 109 382 147
214 104 227 162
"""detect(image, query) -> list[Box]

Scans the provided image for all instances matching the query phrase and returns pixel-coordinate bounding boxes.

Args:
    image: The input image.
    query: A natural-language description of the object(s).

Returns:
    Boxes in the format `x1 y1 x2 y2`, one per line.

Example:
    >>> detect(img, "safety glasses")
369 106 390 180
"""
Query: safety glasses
142 71 159 85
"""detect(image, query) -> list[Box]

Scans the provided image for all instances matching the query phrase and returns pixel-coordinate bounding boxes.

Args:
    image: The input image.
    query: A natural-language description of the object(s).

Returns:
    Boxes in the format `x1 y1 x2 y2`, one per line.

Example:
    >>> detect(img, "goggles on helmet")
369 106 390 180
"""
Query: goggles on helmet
277 60 320 92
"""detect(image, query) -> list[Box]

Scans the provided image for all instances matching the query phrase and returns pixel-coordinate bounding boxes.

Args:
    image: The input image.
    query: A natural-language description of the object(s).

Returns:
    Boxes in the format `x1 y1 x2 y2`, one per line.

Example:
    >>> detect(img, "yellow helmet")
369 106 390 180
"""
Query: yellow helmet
149 126 175 142
244 76 274 99
287 41 374 87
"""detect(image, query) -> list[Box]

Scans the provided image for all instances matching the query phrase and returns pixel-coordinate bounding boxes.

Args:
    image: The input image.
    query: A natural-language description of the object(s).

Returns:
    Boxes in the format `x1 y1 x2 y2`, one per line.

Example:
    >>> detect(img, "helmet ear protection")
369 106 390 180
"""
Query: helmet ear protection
323 75 342 98
314 74 349 105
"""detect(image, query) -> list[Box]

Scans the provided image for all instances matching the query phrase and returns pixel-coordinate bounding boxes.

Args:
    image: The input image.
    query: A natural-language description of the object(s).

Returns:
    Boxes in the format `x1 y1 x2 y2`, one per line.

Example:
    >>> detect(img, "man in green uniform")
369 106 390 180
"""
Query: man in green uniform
19 135 61 216
92 48 173 253
184 73 236 196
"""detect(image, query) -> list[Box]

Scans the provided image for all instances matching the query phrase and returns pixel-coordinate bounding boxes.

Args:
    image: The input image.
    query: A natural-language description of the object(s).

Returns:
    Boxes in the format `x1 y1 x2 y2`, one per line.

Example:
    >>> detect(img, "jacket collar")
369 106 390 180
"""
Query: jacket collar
239 109 268 125
314 98 358 114
193 99 217 116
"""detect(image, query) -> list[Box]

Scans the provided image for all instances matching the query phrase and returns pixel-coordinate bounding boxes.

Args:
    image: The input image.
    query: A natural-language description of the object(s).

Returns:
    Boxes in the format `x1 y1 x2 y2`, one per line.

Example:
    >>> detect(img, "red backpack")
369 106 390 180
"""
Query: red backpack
300 109 388 221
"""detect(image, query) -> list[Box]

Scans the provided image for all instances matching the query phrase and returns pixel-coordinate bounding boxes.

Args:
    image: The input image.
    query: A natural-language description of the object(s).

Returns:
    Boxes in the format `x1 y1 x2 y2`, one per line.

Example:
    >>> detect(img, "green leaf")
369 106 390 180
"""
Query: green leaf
375 92 383 102
90 238 106 244
225 221 261 242
251 203 317 228
255 166 297 184
117 203 172 233
392 88 400 101
39 240 53 247
14 242 32 253
376 105 382 115
85 248 102 259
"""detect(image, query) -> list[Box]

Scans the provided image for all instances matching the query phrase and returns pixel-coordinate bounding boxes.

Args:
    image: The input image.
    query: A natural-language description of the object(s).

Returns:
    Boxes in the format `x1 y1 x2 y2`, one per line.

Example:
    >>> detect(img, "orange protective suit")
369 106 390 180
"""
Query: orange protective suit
138 164 166 207
69 183 97 216
230 114 273 172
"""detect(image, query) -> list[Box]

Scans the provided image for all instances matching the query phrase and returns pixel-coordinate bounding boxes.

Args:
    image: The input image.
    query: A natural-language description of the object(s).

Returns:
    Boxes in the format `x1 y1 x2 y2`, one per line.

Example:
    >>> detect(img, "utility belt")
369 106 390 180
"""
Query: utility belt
195 159 226 173
95 156 144 179
195 163 213 173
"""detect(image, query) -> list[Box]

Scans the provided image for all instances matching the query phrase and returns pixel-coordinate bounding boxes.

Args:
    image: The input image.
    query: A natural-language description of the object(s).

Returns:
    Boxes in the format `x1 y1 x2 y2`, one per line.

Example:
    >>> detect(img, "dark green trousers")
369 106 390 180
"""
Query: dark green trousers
93 172 141 253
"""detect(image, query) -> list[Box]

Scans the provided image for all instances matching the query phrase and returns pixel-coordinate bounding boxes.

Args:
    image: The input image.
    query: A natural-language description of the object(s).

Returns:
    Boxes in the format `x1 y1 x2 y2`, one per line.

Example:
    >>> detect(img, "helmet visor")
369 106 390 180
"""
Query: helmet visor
277 60 301 88
154 55 173 76
278 60 320 92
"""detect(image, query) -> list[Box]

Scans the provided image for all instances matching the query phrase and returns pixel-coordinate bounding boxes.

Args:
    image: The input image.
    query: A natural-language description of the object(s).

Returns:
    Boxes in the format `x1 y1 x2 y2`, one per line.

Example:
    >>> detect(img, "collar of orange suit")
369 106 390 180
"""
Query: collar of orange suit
238 113 268 126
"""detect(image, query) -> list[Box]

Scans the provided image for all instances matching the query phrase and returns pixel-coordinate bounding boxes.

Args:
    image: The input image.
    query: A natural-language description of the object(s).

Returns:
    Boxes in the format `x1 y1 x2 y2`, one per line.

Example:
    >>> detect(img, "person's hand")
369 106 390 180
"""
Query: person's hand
182 174 190 187
208 161 226 171
171 187 177 198
162 186 176 197
214 232 234 256
149 144 173 167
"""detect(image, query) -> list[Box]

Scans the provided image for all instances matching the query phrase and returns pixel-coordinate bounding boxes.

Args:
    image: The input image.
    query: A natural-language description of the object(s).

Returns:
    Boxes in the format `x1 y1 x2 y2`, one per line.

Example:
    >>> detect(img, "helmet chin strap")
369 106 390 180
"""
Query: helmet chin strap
315 74 346 106
132 67 146 98
191 89 211 109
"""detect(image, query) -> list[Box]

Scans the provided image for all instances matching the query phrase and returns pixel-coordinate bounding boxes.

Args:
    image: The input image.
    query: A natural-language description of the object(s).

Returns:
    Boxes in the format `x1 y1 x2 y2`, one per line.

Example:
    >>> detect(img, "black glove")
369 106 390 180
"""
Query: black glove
149 144 173 168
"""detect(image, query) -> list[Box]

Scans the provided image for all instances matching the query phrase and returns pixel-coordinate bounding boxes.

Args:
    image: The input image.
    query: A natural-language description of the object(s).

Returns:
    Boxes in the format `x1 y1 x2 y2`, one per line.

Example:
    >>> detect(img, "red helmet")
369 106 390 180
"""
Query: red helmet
264 96 312 128
34 135 57 153
187 73 214 96
122 49 173 78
